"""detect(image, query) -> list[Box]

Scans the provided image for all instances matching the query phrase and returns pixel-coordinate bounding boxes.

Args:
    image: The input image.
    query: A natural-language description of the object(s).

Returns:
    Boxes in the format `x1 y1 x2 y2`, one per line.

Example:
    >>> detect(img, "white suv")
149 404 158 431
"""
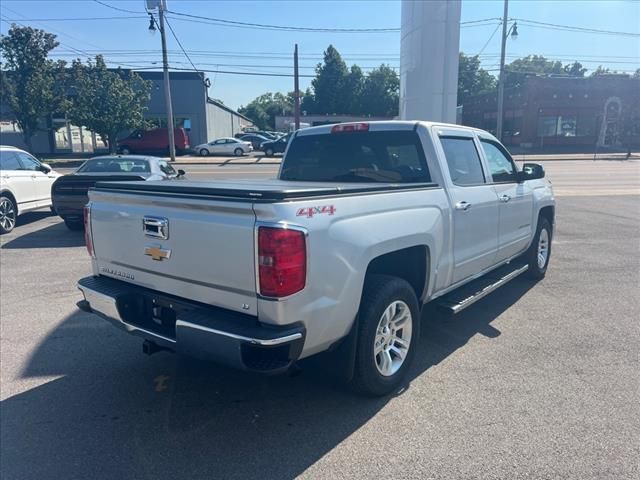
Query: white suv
0 146 61 234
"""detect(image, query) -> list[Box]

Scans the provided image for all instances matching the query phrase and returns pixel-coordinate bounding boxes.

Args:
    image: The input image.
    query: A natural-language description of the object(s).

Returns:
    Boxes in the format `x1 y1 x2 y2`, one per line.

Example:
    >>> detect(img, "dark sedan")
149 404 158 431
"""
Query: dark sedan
52 155 184 230
260 134 291 157
238 134 270 151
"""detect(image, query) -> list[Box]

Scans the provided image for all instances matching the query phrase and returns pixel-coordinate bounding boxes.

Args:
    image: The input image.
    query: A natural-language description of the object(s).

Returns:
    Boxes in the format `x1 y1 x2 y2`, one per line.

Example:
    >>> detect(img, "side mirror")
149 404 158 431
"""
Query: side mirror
39 163 52 174
517 162 545 182
177 169 186 178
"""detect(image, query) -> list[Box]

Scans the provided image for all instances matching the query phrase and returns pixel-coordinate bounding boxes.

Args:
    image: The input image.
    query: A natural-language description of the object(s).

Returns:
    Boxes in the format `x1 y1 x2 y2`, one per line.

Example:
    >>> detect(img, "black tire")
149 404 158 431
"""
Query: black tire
119 146 131 155
351 275 420 397
234 148 244 157
0 195 17 234
265 148 274 157
524 216 552 280
199 148 209 157
64 218 84 231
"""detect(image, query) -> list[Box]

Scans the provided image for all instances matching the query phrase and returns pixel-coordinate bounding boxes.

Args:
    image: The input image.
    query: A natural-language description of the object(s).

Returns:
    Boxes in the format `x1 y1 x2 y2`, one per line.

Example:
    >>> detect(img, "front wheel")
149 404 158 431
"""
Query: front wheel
234 148 244 157
199 148 209 157
351 275 420 397
265 148 274 157
0 195 17 234
524 216 552 279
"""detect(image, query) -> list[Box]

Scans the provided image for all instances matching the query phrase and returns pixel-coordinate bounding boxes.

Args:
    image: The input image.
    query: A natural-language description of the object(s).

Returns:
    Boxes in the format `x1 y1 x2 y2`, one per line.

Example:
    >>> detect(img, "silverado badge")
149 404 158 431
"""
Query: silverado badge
144 245 171 261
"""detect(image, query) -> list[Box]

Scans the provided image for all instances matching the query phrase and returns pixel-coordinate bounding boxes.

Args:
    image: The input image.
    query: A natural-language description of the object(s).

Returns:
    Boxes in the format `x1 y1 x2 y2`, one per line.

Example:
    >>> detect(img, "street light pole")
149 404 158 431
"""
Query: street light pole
294 44 300 131
496 0 509 141
157 1 176 161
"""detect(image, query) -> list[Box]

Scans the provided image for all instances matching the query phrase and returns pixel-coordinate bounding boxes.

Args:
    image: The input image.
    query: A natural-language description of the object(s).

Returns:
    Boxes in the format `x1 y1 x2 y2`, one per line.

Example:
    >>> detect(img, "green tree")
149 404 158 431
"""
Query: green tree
310 45 350 114
360 64 400 116
457 53 496 106
0 25 67 151
238 92 293 130
505 55 565 90
563 61 587 77
344 65 365 114
67 55 150 153
590 65 617 76
633 68 640 79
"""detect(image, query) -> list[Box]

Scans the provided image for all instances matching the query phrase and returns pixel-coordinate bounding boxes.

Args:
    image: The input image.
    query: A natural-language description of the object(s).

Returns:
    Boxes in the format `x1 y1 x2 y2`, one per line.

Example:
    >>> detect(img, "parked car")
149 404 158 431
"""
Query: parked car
239 134 270 151
0 146 61 234
194 138 252 156
260 134 291 157
52 155 184 231
77 121 554 396
117 128 190 156
235 131 277 140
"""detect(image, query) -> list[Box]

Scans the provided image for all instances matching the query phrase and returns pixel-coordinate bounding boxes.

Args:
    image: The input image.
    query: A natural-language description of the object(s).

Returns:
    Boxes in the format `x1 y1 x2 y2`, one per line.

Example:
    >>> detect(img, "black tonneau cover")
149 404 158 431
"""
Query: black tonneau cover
94 179 439 202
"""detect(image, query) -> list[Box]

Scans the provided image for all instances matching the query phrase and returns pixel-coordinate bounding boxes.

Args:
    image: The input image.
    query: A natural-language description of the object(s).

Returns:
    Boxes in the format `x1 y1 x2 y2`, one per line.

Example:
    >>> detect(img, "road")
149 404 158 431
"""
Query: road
1 160 639 479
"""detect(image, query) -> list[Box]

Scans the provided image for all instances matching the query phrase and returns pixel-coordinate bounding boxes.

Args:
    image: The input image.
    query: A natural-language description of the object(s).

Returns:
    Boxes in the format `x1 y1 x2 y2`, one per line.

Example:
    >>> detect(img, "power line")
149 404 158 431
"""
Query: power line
1 16 146 21
513 18 640 37
476 22 503 57
92 0 145 15
162 16 200 74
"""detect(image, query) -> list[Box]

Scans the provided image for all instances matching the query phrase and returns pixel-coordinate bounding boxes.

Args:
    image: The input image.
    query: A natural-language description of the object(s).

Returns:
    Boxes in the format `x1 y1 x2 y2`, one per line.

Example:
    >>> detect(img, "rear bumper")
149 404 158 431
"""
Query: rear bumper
77 276 305 374
52 195 87 218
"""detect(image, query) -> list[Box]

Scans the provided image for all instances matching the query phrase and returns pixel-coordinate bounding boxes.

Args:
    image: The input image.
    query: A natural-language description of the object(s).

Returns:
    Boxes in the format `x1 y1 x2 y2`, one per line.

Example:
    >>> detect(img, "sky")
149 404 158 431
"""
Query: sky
1 0 638 110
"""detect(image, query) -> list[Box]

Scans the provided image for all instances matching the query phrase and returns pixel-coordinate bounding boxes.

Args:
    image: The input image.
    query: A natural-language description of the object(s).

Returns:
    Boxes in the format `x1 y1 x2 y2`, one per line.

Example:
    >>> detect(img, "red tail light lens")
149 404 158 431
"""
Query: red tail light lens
258 226 306 298
331 123 369 134
83 205 94 257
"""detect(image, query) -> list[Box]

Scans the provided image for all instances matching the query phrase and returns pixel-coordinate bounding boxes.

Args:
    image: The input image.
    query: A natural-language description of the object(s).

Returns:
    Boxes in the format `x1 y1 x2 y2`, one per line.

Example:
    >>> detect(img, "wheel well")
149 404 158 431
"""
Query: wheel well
0 190 18 215
539 206 554 230
365 246 429 301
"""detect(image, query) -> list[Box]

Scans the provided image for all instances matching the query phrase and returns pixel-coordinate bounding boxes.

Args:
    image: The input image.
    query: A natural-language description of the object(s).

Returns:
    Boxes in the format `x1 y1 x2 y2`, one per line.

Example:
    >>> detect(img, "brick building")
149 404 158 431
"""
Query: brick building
462 74 640 151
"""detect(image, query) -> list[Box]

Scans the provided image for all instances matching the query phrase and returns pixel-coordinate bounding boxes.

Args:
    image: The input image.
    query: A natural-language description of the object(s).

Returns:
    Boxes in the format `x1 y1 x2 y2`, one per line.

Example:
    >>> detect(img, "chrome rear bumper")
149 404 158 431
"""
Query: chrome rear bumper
77 275 305 373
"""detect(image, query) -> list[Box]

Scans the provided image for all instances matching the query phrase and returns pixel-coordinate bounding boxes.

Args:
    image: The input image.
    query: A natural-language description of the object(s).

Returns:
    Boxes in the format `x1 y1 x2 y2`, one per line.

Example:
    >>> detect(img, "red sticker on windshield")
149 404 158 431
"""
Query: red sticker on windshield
296 205 336 218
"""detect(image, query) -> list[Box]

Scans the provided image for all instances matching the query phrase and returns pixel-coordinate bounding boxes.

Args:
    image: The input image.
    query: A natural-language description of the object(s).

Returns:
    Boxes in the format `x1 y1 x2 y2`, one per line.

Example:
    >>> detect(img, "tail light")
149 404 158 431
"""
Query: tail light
331 123 369 133
258 226 306 298
84 204 94 257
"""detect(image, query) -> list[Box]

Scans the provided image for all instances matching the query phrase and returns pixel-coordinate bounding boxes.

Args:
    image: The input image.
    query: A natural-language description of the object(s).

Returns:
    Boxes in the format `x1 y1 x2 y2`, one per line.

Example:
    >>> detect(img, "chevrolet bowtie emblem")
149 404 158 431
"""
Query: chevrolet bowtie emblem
144 245 171 261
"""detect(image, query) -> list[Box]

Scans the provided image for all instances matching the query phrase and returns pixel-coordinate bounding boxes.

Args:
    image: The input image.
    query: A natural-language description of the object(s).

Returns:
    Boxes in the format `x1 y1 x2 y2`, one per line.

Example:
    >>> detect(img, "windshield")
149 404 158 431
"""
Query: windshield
77 158 150 173
281 130 431 183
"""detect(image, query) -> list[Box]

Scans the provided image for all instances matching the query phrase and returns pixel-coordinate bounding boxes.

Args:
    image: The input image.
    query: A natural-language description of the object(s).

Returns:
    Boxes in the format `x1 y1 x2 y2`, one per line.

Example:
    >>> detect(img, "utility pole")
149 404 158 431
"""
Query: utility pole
294 44 300 131
154 0 176 161
496 0 509 141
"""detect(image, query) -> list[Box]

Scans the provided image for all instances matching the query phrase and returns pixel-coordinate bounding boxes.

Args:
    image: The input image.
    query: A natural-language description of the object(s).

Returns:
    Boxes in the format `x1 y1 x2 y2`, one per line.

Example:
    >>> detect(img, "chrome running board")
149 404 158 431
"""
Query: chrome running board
435 263 529 314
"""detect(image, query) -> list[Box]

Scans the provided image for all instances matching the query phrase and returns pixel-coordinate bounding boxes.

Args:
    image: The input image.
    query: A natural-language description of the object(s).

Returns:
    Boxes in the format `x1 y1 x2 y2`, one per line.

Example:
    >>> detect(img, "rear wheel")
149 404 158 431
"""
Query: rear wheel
351 275 420 397
524 216 552 279
265 148 274 157
63 218 84 231
234 148 244 157
0 195 17 234
199 148 209 157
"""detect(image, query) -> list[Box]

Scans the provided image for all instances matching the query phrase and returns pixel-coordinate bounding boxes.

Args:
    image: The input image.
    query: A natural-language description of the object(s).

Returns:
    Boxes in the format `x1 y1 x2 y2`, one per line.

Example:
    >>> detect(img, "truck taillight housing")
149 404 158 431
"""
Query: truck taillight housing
84 204 94 257
258 226 306 298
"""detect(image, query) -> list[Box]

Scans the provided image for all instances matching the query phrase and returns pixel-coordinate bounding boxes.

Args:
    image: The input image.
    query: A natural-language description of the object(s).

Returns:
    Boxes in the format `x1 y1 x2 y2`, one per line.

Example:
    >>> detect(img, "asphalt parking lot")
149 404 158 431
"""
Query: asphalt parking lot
1 160 638 479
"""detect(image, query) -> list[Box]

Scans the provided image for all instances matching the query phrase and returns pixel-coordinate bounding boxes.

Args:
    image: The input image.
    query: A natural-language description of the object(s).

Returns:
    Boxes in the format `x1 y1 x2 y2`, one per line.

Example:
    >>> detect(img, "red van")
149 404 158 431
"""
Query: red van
117 128 190 155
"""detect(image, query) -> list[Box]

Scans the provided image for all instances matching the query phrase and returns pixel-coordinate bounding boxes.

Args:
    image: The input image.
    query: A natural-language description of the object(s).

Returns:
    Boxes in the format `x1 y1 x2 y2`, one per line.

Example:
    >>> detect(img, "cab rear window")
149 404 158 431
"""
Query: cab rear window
281 130 430 183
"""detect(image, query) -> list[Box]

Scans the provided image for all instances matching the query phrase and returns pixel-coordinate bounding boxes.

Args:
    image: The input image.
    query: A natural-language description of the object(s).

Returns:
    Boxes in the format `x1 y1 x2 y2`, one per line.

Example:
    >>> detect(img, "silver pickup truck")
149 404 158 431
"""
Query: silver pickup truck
77 121 555 396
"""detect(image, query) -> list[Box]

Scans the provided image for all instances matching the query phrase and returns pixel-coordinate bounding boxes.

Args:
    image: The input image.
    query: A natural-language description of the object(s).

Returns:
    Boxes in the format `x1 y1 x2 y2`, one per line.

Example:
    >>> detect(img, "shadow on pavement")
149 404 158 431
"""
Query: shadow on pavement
1 216 84 249
1 278 535 480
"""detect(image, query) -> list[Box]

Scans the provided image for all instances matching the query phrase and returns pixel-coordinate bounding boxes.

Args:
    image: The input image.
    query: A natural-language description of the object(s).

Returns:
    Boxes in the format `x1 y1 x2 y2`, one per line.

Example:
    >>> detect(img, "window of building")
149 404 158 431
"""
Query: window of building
439 137 485 186
537 115 579 137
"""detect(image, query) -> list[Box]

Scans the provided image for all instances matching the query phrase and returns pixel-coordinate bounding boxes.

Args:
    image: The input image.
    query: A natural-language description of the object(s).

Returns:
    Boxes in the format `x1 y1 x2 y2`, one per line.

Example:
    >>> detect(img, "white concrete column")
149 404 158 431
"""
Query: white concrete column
400 0 461 123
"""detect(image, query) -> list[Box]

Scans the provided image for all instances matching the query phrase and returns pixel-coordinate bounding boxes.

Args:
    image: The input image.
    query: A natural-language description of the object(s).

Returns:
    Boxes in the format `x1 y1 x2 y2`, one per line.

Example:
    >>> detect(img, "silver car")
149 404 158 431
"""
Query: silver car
194 138 253 157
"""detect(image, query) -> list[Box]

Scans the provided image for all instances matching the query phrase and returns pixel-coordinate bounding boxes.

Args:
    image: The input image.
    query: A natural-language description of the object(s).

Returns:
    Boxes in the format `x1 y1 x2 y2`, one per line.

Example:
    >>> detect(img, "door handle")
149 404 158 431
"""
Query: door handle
500 194 511 202
31 174 37 179
455 201 472 211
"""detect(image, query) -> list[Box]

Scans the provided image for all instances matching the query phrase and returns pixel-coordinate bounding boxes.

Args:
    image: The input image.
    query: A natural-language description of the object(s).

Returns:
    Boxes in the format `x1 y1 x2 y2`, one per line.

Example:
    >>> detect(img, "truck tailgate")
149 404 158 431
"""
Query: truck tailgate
89 187 258 315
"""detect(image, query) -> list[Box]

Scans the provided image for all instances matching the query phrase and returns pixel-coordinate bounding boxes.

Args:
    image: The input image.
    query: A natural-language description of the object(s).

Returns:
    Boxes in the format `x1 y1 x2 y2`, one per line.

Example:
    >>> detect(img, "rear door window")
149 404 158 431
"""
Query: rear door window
0 151 21 170
281 130 430 183
439 137 485 186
